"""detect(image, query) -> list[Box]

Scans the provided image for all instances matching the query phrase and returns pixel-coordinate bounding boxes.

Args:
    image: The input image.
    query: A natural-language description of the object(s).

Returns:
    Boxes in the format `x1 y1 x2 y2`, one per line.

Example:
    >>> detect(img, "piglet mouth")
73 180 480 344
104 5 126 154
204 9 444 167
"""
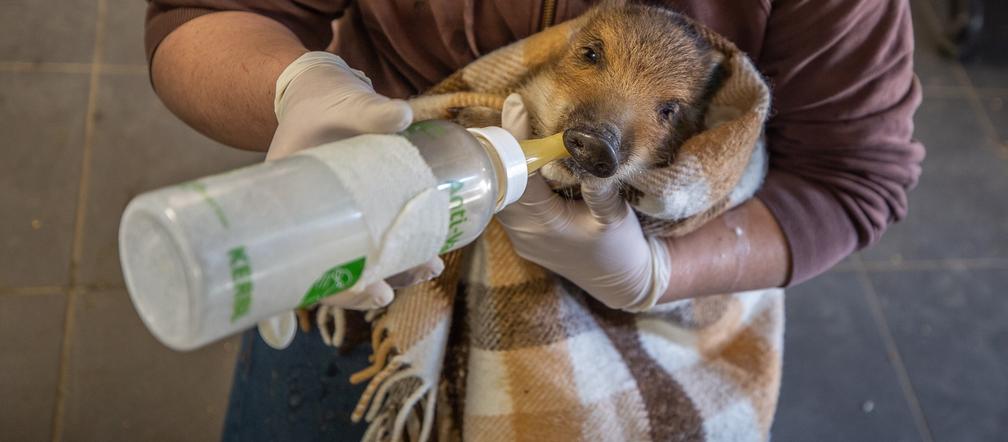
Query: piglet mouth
561 124 621 178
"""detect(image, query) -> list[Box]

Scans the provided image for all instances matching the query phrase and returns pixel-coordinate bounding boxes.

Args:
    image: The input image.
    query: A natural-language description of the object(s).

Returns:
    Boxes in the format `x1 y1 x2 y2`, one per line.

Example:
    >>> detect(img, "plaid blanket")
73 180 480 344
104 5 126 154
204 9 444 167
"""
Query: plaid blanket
319 6 782 441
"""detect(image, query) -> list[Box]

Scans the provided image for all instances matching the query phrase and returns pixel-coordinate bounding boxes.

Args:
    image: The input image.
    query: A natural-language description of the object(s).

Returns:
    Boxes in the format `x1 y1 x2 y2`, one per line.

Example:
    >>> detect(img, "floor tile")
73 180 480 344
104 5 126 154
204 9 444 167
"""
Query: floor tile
61 289 239 441
0 292 67 442
103 0 147 65
870 268 1008 442
0 0 97 63
861 96 1008 263
0 72 89 287
772 271 921 442
911 0 968 91
914 47 965 93
910 97 993 158
980 95 1008 148
963 63 1008 91
76 74 264 286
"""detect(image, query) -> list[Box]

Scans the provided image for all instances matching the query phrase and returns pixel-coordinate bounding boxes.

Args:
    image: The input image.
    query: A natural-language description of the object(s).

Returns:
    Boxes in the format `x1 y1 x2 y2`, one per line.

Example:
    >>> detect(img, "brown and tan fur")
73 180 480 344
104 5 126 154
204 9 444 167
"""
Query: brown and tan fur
516 4 726 185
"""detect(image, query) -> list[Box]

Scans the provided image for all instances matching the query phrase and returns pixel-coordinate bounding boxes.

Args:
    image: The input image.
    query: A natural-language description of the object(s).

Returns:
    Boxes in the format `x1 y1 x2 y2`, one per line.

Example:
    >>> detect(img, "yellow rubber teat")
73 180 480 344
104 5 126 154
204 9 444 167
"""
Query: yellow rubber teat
518 132 569 172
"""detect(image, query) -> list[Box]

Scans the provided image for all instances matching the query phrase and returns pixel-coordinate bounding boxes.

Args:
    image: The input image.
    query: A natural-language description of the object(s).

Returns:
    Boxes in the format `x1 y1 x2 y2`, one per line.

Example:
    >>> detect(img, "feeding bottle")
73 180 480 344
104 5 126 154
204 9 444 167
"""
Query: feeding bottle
118 120 567 351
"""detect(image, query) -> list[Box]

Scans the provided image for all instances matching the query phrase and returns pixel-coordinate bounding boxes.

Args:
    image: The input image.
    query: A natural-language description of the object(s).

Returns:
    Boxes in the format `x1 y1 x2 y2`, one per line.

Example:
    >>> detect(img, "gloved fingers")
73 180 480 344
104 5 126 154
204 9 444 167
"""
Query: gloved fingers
384 257 444 289
275 52 364 120
340 93 414 135
497 174 570 229
267 93 413 158
580 180 630 226
355 281 395 309
270 52 413 158
316 304 346 347
501 93 531 140
319 280 395 310
518 173 560 205
620 236 673 313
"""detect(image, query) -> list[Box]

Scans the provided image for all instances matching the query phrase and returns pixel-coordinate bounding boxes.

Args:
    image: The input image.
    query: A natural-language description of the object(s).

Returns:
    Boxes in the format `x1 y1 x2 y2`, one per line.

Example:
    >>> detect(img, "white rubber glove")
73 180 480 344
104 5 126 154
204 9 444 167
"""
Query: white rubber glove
259 52 441 348
496 94 671 312
267 51 413 158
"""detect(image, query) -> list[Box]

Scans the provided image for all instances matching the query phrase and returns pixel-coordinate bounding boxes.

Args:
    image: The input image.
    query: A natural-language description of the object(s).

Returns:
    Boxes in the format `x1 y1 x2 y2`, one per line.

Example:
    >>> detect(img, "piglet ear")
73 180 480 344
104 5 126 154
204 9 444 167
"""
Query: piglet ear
700 51 729 104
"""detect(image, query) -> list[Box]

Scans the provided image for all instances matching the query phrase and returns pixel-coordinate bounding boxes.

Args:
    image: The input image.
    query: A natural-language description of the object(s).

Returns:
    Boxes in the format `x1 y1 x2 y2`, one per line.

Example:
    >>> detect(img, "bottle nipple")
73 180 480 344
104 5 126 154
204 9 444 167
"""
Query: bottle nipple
518 133 569 172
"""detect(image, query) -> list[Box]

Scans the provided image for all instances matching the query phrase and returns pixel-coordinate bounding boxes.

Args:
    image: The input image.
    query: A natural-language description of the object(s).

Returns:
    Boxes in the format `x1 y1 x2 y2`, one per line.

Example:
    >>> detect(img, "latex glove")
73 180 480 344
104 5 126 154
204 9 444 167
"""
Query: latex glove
260 53 442 348
265 52 441 309
267 51 413 158
496 94 671 312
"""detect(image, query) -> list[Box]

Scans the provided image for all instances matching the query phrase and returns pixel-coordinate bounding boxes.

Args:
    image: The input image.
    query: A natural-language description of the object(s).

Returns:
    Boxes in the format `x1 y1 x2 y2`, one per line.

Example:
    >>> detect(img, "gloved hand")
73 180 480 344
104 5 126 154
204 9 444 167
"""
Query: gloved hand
260 52 442 348
266 51 442 310
496 94 671 312
267 51 413 158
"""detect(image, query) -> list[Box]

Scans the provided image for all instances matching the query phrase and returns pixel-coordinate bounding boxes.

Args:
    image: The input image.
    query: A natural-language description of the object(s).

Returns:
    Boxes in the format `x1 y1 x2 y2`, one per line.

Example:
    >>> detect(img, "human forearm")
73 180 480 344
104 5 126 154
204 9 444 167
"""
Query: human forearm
151 11 308 151
658 198 791 302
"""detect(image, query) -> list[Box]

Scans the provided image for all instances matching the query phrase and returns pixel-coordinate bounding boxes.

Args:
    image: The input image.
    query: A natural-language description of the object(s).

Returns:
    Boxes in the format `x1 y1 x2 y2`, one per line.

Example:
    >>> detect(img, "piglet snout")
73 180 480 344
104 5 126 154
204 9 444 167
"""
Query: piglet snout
563 126 619 178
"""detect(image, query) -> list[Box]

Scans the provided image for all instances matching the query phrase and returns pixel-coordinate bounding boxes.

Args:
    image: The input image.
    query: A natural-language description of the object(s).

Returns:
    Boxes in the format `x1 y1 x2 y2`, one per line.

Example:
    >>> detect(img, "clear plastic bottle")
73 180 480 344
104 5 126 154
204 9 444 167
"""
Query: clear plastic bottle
118 120 566 350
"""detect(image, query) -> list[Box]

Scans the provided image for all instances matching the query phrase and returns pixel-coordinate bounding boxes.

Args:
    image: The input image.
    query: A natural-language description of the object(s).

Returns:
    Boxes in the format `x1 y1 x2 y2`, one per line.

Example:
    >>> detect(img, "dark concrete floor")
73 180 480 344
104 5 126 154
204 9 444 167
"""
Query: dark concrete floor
1 0 1005 441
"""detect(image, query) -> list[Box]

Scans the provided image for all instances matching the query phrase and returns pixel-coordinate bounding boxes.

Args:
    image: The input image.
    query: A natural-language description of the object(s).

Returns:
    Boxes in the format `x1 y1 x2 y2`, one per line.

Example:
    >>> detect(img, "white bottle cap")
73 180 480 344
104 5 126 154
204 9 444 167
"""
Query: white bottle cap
467 126 528 211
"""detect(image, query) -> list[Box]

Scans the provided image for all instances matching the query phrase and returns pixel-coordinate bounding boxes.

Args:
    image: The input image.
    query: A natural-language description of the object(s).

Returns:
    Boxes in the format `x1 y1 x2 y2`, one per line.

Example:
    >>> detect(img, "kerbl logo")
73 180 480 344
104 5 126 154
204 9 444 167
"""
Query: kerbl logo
440 180 467 253
228 246 253 322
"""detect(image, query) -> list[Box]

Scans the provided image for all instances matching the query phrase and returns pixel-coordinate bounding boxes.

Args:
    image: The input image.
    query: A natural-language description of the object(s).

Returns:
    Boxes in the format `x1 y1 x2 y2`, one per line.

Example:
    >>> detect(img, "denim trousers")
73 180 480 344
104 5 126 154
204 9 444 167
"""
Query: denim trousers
221 328 371 441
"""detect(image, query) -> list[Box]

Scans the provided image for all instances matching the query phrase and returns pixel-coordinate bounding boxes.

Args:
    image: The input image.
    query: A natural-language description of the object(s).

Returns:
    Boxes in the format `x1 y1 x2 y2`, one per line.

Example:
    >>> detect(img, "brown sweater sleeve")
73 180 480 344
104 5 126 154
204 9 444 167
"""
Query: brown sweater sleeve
144 0 349 62
755 0 925 285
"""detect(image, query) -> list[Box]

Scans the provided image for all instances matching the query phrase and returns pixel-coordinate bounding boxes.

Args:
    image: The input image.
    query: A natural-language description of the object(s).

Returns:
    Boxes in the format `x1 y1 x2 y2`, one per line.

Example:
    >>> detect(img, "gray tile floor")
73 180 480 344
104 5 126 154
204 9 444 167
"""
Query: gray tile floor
1 1 261 441
772 1 1008 441
0 1 1005 441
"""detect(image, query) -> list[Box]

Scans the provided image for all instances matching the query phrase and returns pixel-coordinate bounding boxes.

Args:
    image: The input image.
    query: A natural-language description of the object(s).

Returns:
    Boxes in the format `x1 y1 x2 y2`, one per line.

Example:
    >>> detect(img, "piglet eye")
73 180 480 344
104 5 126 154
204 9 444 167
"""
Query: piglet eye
659 102 680 121
580 46 600 64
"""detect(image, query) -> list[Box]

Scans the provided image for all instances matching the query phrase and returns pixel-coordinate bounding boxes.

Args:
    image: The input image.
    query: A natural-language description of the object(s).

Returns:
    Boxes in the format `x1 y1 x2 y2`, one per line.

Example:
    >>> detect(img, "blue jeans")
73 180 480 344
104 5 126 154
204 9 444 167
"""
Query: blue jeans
221 329 371 441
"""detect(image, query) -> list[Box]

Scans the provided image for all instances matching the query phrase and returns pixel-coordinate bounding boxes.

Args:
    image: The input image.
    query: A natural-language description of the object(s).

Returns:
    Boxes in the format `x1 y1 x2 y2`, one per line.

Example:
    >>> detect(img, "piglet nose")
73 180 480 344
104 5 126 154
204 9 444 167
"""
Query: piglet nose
563 127 619 178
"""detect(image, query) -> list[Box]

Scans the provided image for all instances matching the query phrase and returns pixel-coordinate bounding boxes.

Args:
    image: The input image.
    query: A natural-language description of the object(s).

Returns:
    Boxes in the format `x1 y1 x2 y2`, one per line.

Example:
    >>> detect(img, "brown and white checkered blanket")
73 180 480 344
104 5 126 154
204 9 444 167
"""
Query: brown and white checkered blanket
322 6 783 441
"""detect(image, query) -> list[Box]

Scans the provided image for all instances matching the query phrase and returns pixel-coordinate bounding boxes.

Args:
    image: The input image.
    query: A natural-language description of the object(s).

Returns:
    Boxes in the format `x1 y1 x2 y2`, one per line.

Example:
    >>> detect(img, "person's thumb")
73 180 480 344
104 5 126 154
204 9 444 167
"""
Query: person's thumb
267 93 412 158
343 94 414 135
353 281 395 309
501 93 531 140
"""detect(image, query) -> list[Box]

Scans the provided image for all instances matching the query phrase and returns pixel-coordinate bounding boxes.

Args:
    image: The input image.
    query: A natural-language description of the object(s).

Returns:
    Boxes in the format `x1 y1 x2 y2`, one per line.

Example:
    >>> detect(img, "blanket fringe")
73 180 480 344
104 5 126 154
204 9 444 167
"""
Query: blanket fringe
392 377 431 441
352 359 405 421
316 305 346 347
352 358 438 442
362 413 391 441
317 305 438 440
347 307 441 442
351 338 396 384
366 367 415 421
